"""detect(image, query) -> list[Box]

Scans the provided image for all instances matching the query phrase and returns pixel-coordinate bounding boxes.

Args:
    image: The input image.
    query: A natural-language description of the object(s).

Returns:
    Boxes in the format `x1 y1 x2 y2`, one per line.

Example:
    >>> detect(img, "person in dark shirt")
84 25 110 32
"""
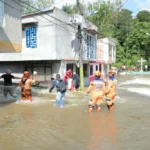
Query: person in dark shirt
49 74 67 107
0 69 21 98
72 72 80 91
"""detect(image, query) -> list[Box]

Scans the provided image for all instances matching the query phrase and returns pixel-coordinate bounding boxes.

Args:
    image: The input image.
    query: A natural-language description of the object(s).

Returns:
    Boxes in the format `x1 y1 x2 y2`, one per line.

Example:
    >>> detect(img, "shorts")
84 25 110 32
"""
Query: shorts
21 89 32 101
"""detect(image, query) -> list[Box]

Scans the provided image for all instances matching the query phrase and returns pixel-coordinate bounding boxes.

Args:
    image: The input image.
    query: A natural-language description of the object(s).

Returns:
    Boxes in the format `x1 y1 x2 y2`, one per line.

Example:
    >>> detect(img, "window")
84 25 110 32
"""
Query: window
0 0 4 27
26 26 37 48
84 34 96 59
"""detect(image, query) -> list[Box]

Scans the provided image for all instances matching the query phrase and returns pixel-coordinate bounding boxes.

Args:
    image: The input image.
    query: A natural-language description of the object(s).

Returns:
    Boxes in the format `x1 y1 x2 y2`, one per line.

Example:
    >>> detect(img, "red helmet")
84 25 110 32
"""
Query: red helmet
23 71 30 77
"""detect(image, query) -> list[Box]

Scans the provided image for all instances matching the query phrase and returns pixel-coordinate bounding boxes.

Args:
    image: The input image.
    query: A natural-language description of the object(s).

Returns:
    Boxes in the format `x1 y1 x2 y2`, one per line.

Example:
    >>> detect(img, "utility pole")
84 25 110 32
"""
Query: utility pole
76 0 84 91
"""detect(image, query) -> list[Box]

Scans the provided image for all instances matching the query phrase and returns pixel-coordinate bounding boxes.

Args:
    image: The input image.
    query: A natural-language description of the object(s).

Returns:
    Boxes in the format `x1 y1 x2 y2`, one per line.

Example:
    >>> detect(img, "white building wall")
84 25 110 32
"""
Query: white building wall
52 61 62 78
54 8 78 60
22 12 57 60
102 38 109 62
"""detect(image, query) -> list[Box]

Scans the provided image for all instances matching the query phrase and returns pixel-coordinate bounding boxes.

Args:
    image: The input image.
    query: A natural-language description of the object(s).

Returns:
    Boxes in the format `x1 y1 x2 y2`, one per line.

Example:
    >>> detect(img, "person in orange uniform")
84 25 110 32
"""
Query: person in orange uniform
19 71 37 102
86 71 105 113
105 69 117 110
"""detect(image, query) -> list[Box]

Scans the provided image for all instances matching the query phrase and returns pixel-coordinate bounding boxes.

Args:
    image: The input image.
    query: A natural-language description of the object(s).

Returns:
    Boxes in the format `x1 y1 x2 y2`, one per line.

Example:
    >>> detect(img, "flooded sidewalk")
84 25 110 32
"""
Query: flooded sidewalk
0 75 150 150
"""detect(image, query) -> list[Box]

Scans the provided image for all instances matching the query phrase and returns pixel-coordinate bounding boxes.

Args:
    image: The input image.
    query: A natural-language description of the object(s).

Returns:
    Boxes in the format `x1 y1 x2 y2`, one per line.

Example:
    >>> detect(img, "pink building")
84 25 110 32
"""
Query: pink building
89 37 116 81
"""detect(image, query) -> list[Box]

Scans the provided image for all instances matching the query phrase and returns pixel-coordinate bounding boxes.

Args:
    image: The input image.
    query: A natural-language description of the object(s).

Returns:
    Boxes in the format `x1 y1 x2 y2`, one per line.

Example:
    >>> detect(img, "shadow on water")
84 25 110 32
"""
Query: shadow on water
0 100 16 107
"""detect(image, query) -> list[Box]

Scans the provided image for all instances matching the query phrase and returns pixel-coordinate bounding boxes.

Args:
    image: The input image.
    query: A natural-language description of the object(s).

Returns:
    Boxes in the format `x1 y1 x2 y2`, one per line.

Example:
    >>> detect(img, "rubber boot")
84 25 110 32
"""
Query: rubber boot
110 105 114 111
109 103 114 111
88 108 93 113
96 107 101 112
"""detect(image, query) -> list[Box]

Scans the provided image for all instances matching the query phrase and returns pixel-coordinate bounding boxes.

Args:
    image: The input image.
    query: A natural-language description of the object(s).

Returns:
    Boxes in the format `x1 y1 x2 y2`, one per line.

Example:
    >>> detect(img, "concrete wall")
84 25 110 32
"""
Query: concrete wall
101 64 110 76
54 8 79 60
0 0 22 52
52 61 62 78
21 8 80 60
22 11 57 60
98 38 116 64
97 39 103 60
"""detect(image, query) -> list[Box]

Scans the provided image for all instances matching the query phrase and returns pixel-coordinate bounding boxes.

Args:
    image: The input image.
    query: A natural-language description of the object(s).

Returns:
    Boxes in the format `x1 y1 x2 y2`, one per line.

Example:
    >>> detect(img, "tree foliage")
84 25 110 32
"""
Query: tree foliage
62 5 77 15
136 10 150 22
62 3 86 16
22 0 54 14
86 2 150 67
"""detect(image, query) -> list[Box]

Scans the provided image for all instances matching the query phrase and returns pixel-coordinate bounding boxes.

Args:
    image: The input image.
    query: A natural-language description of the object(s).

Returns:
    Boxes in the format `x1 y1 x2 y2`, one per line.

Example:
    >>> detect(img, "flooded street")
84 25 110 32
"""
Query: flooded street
0 75 150 150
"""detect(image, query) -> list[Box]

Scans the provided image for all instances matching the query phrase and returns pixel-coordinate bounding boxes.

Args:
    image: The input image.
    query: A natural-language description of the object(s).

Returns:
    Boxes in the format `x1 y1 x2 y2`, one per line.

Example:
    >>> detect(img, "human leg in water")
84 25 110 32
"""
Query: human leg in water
96 97 103 112
21 89 32 102
4 86 8 98
56 92 61 107
106 98 114 111
8 86 17 98
88 99 96 113
60 92 65 107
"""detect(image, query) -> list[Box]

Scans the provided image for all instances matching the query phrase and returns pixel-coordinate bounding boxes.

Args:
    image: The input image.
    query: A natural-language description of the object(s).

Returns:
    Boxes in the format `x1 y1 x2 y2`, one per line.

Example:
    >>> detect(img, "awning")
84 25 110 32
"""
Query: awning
90 60 105 64
83 27 98 34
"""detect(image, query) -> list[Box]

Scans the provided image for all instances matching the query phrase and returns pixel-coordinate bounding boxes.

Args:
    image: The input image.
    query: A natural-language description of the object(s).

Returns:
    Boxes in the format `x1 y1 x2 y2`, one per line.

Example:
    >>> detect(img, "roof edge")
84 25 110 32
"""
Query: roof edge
22 7 55 18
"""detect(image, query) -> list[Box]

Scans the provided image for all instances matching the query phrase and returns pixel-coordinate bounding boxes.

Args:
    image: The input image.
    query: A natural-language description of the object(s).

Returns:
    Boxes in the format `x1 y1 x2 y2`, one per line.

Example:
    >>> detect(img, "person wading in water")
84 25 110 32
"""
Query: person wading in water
0 69 21 99
19 71 37 102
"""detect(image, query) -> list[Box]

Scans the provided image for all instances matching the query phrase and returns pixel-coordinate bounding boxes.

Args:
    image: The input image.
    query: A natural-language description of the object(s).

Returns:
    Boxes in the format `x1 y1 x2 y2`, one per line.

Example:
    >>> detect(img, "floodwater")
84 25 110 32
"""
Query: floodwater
0 75 150 150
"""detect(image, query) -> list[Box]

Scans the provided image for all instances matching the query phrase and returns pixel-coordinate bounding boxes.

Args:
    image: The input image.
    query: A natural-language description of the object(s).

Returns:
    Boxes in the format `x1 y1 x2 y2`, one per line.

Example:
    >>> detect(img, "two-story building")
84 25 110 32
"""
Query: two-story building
89 37 116 81
0 7 97 86
0 0 22 53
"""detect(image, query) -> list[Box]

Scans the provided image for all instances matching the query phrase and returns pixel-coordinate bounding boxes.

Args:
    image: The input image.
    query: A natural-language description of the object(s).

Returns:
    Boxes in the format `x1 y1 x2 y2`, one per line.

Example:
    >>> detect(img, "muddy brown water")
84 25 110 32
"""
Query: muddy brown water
0 75 150 150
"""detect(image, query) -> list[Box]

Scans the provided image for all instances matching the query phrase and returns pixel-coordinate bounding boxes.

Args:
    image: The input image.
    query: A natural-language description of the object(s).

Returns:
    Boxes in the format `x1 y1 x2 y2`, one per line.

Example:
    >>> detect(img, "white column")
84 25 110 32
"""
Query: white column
101 64 105 76
140 57 143 72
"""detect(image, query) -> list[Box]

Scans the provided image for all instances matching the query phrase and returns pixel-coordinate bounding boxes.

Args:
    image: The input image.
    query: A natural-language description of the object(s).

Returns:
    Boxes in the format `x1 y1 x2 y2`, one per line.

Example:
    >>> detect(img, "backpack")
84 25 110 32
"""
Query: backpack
59 80 67 93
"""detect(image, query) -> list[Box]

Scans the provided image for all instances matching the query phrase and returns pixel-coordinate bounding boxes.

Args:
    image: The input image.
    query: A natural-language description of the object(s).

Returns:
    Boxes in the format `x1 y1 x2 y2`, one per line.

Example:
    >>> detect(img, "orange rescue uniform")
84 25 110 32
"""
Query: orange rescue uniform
87 78 105 109
105 79 116 101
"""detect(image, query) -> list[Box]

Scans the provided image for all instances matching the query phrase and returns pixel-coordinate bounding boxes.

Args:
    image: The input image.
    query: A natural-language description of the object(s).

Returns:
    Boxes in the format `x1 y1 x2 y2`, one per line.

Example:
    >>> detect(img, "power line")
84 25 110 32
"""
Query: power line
0 0 49 24
7 0 76 35
0 0 21 12
19 0 77 30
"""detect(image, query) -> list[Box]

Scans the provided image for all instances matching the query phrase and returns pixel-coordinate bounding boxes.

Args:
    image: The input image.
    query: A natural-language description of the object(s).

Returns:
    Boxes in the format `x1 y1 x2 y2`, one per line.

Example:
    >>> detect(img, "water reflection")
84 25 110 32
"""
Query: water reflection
87 111 117 150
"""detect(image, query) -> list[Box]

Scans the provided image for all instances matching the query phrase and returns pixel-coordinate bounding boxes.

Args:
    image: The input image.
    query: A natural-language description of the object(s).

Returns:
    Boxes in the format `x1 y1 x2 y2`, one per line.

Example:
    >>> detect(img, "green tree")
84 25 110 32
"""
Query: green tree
128 22 150 62
36 0 54 11
22 0 54 14
22 0 35 14
87 1 115 37
136 10 150 22
62 4 77 15
62 3 86 16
